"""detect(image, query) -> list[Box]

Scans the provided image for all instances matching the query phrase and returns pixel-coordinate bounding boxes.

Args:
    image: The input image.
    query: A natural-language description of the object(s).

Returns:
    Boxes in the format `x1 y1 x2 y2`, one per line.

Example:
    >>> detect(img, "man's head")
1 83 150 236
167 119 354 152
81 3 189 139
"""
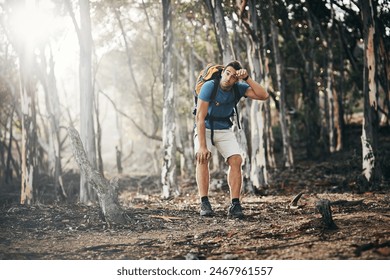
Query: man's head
220 61 242 91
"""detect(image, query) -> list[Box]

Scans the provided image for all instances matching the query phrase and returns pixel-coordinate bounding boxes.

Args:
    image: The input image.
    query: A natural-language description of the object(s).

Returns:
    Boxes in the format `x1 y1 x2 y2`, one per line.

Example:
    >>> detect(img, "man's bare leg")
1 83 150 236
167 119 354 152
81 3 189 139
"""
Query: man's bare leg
227 154 243 199
196 161 214 216
227 154 244 218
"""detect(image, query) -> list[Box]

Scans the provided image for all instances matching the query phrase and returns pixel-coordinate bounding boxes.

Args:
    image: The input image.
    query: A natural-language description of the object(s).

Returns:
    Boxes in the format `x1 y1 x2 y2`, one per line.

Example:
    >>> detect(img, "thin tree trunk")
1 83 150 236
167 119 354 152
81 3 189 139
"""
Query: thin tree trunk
336 22 345 151
360 0 381 185
239 0 269 191
304 4 321 159
5 104 16 183
205 0 235 64
326 0 337 153
161 0 178 198
270 16 294 168
79 0 97 203
17 1 38 204
95 89 104 176
259 17 276 170
19 61 36 205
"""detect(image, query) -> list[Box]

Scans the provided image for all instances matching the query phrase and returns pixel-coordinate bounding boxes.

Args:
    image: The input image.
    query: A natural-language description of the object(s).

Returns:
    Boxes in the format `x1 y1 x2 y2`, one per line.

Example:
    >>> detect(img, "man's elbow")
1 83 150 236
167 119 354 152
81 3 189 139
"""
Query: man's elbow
254 90 269 100
263 91 270 100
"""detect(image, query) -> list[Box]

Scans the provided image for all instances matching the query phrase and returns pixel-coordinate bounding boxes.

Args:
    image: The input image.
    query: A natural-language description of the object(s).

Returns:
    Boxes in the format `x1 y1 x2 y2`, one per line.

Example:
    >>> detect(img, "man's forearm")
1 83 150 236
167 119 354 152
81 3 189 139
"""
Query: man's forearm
196 121 207 149
246 77 269 100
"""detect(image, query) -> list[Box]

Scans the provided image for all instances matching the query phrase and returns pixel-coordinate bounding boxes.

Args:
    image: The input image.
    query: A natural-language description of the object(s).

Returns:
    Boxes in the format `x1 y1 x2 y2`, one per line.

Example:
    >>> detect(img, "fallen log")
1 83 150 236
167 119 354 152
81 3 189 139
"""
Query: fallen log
315 199 337 229
68 126 130 225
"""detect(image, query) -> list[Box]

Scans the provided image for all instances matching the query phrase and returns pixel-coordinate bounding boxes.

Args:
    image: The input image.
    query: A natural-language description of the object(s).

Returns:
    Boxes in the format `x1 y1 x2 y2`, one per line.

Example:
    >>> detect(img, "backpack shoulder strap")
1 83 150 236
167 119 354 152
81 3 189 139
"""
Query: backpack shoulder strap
210 78 220 102
232 84 241 129
233 84 241 103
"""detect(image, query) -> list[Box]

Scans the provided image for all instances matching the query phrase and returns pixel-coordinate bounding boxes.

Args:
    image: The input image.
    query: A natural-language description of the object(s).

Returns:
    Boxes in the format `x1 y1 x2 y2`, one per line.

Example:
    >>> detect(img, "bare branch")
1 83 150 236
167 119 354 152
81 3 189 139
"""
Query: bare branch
99 90 162 142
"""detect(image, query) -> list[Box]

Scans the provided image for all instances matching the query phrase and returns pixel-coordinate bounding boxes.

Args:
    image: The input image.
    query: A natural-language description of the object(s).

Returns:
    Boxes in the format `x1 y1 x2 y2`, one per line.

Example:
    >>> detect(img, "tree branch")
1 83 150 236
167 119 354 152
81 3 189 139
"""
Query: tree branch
99 90 162 141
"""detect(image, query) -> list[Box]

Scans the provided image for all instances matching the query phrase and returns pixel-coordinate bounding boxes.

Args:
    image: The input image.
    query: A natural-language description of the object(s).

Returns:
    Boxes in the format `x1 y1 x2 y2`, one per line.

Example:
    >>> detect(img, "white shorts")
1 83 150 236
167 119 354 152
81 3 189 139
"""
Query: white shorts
194 128 242 161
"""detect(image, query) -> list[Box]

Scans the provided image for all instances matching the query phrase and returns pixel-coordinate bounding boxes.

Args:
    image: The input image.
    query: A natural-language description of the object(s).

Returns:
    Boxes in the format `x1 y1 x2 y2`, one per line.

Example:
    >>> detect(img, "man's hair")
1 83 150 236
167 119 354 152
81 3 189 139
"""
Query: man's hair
225 61 242 71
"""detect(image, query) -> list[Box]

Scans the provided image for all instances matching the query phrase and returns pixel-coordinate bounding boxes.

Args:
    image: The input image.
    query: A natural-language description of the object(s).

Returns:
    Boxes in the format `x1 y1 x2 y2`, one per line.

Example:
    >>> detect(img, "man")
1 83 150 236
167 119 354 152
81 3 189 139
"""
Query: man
194 61 269 218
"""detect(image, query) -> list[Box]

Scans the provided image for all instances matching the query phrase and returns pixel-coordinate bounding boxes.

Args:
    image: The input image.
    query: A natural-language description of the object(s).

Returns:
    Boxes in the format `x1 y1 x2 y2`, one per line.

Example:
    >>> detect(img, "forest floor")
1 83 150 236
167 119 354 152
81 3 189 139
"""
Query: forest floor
0 125 390 260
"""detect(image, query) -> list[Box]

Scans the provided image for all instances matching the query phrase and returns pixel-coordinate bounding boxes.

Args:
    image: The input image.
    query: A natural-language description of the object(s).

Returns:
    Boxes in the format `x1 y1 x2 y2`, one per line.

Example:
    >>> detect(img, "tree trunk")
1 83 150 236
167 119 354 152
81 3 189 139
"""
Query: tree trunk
205 0 235 64
161 0 178 198
325 2 336 153
16 0 38 205
5 106 16 184
78 0 97 203
19 58 37 205
260 18 276 170
336 22 345 151
304 6 322 159
239 0 269 190
359 0 381 185
270 15 294 168
249 100 267 189
37 46 67 200
68 127 129 225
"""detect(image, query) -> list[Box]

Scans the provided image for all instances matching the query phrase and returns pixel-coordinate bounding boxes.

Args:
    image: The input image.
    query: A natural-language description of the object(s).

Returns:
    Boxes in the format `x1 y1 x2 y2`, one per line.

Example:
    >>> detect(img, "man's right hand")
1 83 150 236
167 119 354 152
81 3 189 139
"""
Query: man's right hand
196 147 211 164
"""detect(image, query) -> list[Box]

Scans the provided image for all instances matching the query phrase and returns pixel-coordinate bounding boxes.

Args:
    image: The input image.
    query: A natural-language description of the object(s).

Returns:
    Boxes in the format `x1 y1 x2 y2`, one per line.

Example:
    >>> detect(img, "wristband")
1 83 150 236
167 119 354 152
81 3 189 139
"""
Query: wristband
243 75 249 81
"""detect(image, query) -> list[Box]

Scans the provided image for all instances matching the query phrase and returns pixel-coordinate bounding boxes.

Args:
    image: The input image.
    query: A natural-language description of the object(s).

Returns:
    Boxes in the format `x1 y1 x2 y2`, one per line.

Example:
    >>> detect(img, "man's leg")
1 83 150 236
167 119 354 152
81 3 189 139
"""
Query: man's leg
213 129 244 218
196 161 210 198
227 154 243 199
227 154 244 218
196 160 214 216
194 128 214 216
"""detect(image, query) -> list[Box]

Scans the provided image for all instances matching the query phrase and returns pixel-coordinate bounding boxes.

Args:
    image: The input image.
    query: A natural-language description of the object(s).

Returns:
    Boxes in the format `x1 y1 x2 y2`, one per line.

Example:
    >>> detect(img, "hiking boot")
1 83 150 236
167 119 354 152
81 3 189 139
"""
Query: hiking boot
227 202 244 219
200 200 215 217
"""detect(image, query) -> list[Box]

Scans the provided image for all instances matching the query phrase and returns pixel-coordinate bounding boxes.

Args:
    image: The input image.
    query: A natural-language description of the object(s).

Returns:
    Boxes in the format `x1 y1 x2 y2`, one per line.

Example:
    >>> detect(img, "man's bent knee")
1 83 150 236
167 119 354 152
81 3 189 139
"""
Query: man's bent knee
227 154 242 167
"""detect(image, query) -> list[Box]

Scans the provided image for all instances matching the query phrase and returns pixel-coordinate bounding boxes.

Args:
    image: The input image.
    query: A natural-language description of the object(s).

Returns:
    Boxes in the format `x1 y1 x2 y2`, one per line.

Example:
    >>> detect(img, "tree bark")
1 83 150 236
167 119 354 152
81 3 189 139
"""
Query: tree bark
16 0 38 205
68 127 129 225
240 0 270 190
359 0 381 185
19 58 37 205
161 0 178 198
304 4 322 159
78 0 97 203
270 14 294 168
204 0 235 64
325 1 337 153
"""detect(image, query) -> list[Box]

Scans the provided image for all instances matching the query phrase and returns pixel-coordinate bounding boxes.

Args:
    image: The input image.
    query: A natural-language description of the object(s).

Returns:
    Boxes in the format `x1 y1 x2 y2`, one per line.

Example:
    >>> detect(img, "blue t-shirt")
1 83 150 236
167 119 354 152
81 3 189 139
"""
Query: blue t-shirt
198 80 249 129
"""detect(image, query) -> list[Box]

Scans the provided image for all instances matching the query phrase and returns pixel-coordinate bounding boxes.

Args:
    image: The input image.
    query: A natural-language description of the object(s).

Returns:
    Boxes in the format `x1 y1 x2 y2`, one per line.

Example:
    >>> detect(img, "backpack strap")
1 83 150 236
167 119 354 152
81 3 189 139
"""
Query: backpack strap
207 79 220 145
232 84 241 130
210 78 220 103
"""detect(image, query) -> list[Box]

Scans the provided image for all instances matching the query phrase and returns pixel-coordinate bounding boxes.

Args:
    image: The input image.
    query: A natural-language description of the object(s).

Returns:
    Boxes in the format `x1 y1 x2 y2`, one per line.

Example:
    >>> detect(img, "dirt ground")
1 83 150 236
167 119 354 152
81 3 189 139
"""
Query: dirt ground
0 125 390 260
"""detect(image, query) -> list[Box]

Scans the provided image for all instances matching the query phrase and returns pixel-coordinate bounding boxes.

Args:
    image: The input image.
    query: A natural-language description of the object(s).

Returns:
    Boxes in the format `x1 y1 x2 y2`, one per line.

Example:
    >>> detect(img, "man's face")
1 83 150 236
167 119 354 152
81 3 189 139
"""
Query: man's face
220 66 238 90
